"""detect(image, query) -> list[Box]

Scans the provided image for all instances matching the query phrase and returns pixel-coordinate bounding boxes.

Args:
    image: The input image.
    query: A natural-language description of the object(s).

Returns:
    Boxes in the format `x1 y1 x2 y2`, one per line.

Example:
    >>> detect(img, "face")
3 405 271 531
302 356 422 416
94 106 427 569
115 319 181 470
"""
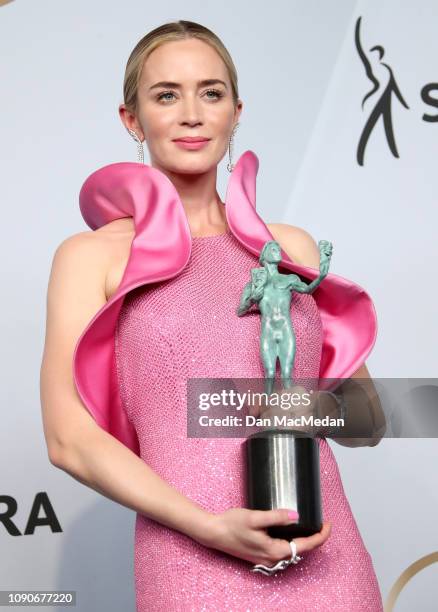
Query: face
265 242 281 263
119 38 243 174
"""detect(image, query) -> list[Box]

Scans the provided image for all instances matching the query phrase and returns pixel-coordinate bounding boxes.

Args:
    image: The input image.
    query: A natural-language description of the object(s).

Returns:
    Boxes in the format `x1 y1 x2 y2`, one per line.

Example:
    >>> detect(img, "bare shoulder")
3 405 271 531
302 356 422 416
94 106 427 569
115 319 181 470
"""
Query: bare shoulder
52 218 135 302
53 230 106 266
50 218 131 288
48 230 109 308
95 217 135 300
93 218 135 251
94 216 135 237
53 225 114 271
266 222 320 268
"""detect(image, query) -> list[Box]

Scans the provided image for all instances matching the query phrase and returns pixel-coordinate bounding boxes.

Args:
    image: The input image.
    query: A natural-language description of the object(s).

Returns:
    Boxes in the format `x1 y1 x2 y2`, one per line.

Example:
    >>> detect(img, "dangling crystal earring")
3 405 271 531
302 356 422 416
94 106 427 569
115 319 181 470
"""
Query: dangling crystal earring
227 122 240 172
127 128 144 164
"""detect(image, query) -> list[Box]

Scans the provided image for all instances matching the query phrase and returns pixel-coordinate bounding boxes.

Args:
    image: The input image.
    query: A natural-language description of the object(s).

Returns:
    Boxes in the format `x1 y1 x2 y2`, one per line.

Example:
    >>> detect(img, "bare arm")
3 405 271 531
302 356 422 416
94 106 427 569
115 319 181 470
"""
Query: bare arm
40 232 213 543
236 280 254 316
288 276 324 294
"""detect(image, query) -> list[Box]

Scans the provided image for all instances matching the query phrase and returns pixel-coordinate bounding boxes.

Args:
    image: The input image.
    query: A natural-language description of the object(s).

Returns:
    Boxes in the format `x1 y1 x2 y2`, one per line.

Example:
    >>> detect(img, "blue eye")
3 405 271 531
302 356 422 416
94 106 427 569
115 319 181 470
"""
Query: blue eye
205 89 224 99
157 91 176 102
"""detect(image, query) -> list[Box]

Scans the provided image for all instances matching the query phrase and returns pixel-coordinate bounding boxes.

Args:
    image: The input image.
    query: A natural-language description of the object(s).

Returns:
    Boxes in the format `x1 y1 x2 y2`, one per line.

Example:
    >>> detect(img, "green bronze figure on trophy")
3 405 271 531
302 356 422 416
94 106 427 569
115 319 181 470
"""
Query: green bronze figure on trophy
237 239 332 395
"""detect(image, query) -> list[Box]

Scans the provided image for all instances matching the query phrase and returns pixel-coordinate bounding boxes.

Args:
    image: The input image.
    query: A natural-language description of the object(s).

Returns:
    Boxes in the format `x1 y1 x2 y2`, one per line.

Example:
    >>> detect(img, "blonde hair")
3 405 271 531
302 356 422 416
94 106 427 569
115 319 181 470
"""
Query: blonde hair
122 20 239 116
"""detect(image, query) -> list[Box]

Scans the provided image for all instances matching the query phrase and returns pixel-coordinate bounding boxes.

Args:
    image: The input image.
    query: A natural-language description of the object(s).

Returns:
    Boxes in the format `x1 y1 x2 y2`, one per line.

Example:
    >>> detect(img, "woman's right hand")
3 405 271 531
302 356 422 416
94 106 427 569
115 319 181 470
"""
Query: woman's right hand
196 508 331 566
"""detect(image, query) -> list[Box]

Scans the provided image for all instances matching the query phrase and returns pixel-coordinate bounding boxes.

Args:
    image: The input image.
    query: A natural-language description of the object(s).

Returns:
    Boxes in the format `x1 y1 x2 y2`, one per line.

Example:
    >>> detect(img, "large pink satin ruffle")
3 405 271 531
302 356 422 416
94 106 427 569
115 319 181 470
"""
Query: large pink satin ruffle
73 150 377 455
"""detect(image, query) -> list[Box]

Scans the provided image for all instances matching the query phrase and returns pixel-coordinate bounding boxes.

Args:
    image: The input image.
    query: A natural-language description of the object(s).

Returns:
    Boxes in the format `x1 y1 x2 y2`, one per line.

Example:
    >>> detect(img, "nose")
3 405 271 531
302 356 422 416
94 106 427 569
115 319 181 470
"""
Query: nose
179 94 203 127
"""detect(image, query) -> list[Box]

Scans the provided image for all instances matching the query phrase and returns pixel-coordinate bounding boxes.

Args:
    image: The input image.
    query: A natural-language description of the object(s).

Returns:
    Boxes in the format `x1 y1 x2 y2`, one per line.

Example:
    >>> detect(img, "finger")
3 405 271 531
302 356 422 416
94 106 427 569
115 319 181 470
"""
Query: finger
264 536 297 562
292 521 332 553
246 528 298 566
250 508 299 530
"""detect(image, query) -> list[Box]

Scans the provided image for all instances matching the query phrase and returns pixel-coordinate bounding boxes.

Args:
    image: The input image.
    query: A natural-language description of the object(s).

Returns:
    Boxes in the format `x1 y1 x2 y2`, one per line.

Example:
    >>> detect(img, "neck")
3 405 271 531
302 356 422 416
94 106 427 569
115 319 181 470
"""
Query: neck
265 262 278 276
152 163 228 235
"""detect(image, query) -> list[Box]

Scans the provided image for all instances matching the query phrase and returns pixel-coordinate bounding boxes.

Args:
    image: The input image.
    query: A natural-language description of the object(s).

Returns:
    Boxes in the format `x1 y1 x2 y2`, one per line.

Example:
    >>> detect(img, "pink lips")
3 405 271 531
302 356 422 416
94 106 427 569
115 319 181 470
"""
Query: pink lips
173 137 211 150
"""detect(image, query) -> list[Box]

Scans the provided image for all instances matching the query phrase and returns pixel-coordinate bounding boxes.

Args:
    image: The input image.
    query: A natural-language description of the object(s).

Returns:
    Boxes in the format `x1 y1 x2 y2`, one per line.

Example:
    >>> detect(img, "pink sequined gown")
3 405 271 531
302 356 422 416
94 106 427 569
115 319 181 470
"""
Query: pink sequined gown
114 229 383 612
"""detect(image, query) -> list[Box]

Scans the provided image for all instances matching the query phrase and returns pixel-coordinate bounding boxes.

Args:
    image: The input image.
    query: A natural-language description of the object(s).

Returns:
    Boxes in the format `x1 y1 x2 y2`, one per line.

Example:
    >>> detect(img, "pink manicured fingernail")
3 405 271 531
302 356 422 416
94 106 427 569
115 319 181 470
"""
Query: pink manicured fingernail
288 510 299 519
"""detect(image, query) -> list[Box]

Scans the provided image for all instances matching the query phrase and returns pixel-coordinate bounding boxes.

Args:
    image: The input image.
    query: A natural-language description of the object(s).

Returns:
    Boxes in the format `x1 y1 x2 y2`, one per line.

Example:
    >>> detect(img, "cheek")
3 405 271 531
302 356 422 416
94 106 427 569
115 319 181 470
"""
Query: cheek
137 105 173 137
209 106 234 129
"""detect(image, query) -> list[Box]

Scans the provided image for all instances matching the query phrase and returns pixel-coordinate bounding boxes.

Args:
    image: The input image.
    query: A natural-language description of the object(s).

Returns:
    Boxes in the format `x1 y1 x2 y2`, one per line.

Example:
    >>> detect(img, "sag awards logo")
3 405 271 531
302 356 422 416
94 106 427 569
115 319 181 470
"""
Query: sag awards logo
0 493 62 535
355 15 438 166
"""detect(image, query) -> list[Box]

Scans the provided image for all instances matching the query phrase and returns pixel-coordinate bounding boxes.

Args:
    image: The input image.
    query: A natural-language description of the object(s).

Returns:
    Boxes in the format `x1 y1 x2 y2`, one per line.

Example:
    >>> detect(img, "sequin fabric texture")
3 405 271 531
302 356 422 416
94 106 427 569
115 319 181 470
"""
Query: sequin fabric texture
114 229 383 611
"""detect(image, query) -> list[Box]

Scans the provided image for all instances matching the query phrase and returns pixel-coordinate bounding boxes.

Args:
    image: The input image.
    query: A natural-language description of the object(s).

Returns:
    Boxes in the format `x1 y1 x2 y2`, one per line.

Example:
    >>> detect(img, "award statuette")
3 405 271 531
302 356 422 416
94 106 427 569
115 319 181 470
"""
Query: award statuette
236 239 333 540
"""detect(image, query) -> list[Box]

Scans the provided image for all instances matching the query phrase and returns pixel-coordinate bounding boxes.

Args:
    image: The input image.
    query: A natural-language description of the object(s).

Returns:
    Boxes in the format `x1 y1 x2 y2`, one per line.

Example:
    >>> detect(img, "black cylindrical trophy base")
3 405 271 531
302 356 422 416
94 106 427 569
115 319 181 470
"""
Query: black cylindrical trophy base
245 429 322 539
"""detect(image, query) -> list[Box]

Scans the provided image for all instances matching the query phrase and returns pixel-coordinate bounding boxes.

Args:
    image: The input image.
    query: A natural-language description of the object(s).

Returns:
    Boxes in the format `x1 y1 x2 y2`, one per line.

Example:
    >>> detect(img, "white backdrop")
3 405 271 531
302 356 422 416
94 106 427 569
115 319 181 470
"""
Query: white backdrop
0 1 437 610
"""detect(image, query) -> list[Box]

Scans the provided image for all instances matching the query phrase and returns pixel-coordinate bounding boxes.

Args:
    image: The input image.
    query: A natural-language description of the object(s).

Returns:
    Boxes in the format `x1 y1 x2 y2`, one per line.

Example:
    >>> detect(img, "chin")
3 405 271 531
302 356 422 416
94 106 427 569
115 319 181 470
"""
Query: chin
170 155 218 175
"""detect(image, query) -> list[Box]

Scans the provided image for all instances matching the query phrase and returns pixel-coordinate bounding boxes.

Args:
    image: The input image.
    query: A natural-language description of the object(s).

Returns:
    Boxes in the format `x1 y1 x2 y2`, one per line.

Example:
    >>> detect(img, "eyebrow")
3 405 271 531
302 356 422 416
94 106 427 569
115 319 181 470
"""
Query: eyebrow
148 79 228 91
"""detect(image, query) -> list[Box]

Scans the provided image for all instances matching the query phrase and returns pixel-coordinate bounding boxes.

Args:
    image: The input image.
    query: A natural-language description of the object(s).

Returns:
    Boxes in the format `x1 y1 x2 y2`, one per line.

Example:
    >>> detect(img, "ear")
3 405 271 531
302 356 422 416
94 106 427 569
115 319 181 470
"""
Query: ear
118 104 145 140
234 98 244 124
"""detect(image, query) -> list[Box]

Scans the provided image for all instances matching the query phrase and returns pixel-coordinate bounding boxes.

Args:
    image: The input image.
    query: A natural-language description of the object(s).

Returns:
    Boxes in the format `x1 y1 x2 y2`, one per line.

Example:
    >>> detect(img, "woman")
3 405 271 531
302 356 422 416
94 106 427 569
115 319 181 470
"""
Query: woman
40 19 384 611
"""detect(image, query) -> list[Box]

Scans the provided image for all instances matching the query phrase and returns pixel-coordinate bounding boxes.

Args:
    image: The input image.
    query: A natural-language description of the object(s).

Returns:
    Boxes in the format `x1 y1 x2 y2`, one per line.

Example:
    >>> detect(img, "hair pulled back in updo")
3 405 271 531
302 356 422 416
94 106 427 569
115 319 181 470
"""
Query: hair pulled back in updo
122 20 239 116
